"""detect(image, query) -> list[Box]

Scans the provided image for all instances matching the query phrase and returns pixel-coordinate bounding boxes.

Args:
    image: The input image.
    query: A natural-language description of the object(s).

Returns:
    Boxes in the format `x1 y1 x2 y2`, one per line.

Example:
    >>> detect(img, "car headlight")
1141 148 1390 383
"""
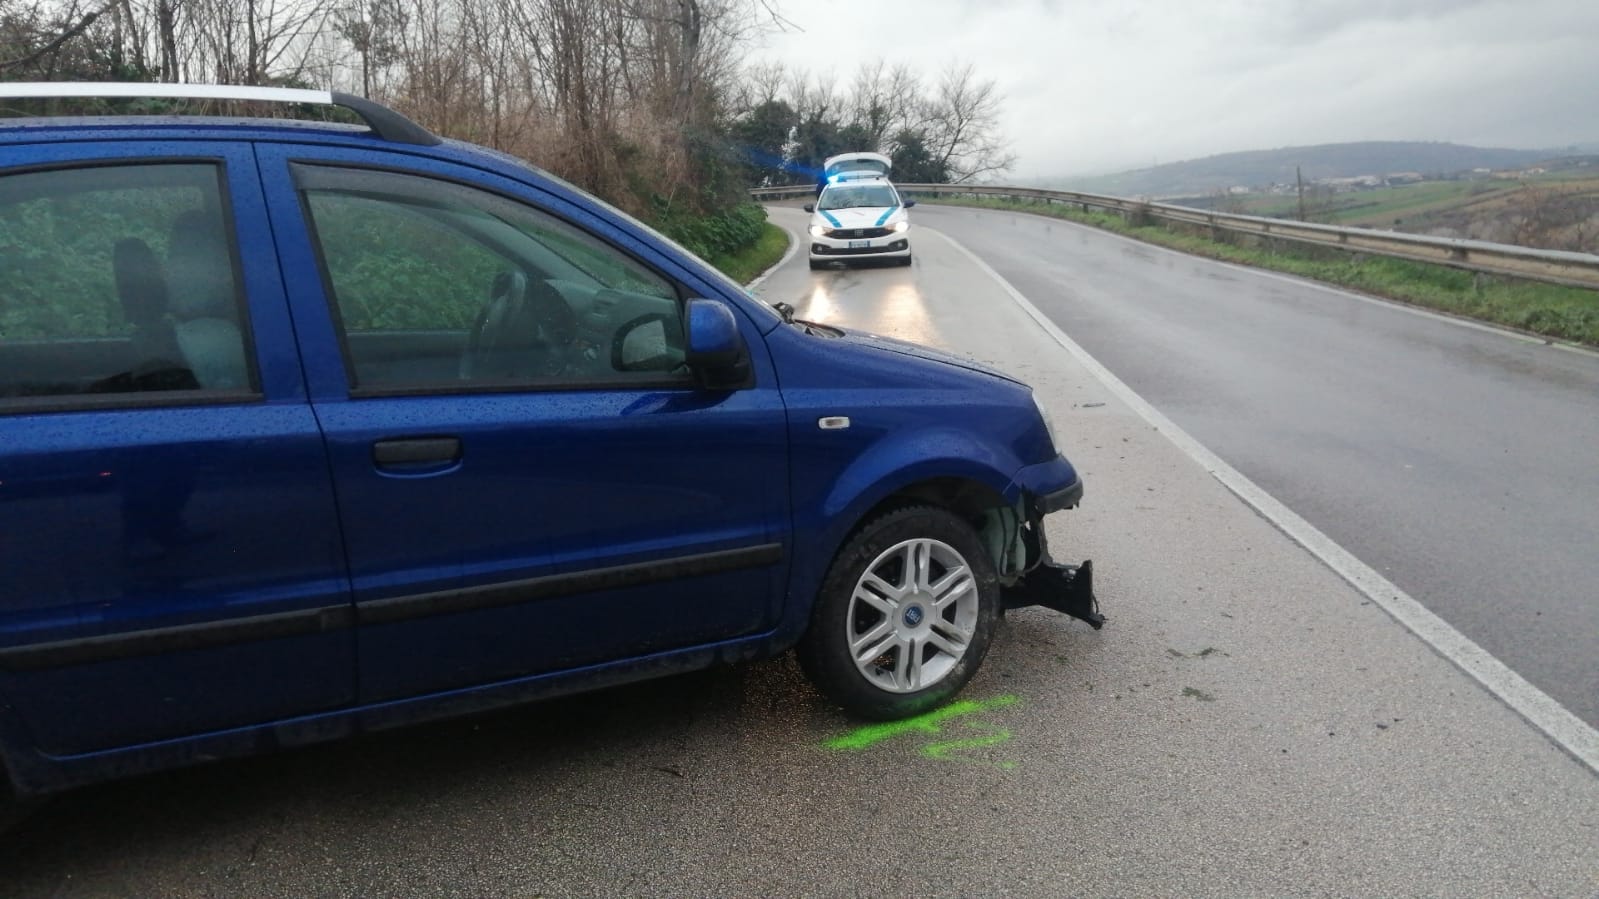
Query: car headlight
891 220 909 233
1032 392 1060 453
809 224 826 237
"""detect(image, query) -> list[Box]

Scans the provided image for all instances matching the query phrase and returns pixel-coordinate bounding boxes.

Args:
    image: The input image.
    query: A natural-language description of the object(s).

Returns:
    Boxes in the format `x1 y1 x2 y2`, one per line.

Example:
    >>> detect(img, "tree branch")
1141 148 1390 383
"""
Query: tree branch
0 7 105 72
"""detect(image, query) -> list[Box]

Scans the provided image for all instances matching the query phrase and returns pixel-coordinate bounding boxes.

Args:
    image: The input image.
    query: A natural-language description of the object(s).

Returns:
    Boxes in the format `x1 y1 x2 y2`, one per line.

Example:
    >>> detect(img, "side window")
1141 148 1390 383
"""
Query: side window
0 163 254 406
296 166 686 392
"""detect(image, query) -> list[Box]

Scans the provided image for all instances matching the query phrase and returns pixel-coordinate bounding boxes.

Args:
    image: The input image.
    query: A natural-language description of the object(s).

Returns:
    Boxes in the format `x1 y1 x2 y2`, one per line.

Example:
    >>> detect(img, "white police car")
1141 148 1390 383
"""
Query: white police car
804 176 916 269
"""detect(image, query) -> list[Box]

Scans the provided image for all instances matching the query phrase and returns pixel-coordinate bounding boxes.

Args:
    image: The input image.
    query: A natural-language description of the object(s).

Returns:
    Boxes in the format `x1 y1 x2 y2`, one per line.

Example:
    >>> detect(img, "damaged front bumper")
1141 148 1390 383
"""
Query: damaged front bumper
1003 558 1104 629
988 476 1105 630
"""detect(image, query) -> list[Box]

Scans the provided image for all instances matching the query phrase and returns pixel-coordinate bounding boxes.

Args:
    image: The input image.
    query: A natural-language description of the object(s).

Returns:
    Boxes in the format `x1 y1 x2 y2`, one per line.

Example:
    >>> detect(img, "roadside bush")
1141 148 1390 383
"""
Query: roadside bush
652 200 768 261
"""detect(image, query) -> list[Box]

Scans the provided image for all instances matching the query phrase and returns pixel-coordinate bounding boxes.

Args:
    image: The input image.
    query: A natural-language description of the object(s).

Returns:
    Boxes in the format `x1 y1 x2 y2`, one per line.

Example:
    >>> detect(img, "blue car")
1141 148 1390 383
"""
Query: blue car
0 83 1101 817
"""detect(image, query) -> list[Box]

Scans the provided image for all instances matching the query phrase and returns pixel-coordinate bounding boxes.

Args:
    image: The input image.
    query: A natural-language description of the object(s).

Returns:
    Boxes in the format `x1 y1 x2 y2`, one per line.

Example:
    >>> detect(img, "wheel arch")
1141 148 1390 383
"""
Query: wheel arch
854 476 1008 537
778 467 1020 651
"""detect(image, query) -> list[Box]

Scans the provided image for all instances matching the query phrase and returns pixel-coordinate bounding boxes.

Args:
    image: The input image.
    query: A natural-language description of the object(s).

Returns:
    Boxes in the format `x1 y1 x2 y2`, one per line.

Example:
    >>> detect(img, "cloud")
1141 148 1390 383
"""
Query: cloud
756 0 1599 177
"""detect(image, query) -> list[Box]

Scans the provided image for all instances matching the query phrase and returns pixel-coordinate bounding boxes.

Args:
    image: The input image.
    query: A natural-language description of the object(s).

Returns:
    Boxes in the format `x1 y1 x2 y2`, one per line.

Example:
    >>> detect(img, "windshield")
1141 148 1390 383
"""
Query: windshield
818 184 899 211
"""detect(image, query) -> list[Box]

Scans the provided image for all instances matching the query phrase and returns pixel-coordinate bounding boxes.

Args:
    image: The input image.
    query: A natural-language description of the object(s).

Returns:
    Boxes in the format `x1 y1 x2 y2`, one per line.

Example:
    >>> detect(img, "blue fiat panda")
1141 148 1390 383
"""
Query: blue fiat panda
0 84 1100 815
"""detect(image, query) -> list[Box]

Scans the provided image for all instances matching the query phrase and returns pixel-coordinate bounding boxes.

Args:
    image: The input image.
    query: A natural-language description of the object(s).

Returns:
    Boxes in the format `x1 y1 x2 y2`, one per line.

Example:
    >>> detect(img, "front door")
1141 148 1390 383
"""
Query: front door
256 148 789 701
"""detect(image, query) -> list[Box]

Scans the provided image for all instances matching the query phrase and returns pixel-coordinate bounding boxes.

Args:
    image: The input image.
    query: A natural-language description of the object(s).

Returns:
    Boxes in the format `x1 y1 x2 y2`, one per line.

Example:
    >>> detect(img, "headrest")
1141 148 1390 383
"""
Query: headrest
113 238 168 326
166 210 235 320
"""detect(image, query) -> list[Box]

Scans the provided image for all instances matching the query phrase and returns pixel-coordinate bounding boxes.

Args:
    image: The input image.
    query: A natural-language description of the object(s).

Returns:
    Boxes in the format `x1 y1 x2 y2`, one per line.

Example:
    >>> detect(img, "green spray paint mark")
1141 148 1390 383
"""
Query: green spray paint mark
922 722 1017 770
823 694 1020 751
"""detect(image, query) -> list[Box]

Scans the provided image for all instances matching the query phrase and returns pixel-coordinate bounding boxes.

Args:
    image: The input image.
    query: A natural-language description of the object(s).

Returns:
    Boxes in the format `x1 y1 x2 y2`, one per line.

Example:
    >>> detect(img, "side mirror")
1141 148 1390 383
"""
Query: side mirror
903 199 917 208
802 203 815 213
685 299 752 390
612 312 680 372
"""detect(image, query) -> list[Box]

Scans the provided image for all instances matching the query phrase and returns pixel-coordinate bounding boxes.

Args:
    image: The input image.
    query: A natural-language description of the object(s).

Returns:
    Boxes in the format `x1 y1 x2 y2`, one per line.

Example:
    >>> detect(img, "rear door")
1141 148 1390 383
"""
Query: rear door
0 144 353 756
254 145 790 702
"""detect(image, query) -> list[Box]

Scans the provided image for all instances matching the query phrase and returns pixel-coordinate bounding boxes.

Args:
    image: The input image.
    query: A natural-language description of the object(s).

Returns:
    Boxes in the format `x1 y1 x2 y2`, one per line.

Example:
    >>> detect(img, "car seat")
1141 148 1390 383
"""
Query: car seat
112 238 196 388
165 211 248 390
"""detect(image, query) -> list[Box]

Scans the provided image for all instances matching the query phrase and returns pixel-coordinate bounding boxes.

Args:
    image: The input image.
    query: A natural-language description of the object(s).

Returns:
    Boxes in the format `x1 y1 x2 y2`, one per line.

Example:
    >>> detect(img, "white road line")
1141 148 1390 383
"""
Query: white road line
928 225 1599 776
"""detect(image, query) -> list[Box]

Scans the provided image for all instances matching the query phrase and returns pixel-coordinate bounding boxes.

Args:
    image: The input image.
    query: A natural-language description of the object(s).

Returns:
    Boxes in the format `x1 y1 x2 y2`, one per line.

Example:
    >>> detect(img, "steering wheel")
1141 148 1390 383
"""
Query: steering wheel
460 271 579 380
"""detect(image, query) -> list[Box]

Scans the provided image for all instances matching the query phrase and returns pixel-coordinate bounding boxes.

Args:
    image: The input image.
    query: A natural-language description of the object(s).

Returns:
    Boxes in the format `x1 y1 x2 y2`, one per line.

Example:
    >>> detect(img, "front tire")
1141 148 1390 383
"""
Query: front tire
797 506 1001 719
808 259 825 271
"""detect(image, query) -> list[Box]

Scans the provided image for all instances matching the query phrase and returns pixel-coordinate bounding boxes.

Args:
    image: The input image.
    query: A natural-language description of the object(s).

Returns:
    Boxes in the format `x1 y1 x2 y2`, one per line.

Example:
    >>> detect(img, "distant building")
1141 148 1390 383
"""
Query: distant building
1319 175 1383 191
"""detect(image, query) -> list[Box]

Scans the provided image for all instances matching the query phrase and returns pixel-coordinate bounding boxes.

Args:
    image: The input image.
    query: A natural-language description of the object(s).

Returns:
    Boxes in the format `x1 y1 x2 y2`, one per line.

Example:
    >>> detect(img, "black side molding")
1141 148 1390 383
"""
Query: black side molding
0 606 353 672
360 543 785 626
0 545 784 670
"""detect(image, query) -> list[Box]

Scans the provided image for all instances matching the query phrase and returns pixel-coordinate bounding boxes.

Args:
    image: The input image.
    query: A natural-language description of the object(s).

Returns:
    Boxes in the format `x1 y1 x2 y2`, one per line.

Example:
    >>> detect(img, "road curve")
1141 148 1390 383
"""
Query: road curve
905 204 1599 728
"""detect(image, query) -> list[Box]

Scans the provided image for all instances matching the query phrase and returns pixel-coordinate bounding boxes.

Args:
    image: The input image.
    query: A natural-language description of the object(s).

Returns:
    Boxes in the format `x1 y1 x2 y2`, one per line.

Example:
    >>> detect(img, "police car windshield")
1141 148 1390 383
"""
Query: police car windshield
819 184 898 210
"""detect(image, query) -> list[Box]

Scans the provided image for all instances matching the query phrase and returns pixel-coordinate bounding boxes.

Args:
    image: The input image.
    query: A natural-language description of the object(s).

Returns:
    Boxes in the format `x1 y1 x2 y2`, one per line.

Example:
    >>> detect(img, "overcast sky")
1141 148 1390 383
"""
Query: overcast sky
757 0 1599 179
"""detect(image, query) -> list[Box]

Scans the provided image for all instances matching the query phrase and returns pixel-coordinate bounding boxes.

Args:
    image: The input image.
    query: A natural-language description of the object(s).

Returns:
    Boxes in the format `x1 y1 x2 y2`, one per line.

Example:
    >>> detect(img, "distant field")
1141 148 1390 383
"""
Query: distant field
1236 180 1516 225
1231 174 1599 234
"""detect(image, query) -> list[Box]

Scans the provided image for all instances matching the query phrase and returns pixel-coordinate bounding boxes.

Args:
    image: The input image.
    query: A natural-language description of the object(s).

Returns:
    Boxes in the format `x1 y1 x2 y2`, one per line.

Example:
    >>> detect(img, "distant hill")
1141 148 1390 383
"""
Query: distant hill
1049 142 1568 198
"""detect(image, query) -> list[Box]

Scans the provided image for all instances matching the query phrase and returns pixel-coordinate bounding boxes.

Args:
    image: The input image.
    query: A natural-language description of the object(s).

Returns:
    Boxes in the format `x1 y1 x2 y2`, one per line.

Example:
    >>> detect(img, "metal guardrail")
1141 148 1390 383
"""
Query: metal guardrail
750 183 1599 290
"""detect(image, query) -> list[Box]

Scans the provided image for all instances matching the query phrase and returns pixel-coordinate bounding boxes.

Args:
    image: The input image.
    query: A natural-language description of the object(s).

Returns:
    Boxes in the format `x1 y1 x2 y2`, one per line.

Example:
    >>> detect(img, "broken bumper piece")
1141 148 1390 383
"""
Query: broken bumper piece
1002 559 1105 629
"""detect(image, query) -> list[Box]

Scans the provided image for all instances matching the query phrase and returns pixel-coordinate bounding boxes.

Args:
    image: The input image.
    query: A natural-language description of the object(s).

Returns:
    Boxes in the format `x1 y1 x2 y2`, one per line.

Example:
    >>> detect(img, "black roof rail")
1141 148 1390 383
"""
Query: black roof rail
0 82 441 146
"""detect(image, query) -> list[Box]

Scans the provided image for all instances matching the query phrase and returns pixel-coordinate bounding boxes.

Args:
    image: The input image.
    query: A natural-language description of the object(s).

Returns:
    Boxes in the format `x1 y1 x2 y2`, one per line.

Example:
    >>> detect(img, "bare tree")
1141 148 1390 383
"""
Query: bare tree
0 0 833 222
731 57 1022 186
0 1 103 74
726 57 784 114
924 62 1014 183
334 0 403 95
844 59 921 151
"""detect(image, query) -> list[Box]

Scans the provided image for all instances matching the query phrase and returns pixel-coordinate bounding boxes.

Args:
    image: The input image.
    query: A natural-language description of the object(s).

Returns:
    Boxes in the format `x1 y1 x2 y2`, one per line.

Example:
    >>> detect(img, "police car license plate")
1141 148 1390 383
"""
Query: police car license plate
849 240 870 248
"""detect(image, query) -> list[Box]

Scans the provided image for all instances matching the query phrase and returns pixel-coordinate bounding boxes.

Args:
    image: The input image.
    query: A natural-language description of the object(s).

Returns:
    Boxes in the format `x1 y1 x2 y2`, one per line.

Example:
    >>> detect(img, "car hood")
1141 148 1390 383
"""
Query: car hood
834 328 1022 385
813 206 906 229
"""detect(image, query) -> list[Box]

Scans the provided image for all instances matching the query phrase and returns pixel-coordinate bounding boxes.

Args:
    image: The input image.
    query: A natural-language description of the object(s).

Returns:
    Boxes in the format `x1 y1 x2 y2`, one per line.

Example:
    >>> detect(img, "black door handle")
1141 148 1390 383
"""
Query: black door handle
372 437 462 467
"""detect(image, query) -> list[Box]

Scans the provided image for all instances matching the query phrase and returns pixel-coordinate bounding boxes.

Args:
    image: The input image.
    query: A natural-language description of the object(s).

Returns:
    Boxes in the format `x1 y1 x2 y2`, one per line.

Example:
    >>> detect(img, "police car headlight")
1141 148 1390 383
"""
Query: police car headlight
891 221 909 233
809 224 827 237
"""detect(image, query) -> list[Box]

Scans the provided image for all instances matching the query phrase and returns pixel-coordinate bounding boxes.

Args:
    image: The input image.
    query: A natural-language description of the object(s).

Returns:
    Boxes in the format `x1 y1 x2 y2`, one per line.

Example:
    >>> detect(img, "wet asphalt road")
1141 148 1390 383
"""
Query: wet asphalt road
912 204 1599 727
2 211 1595 897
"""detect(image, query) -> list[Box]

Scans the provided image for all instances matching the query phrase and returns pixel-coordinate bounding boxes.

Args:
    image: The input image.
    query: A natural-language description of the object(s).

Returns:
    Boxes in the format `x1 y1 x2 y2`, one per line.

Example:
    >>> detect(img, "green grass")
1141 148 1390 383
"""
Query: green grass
926 196 1599 347
705 222 790 284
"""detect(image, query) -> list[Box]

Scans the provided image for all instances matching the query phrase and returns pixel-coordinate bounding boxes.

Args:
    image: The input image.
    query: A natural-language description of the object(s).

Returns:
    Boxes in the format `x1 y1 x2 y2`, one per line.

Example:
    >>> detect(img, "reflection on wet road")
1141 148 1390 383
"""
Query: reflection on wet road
793 264 943 347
